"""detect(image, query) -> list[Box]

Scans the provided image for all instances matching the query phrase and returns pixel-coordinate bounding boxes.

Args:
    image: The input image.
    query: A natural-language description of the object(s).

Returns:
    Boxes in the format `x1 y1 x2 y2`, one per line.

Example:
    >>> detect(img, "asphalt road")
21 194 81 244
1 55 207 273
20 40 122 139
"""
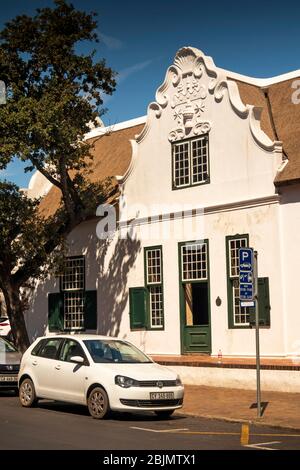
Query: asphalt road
1 391 300 451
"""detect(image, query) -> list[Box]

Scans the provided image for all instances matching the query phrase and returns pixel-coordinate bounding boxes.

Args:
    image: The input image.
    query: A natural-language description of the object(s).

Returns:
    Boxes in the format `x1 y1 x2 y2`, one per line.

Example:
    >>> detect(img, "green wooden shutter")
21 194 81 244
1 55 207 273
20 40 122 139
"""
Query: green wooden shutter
129 287 148 329
258 277 271 326
48 293 64 332
84 290 97 330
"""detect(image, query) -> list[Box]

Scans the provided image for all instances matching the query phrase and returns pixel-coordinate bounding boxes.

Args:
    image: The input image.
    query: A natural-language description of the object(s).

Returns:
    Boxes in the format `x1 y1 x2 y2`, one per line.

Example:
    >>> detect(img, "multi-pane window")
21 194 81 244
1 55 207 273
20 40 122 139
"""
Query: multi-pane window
61 257 85 291
181 242 208 281
146 249 162 284
145 247 164 328
64 292 85 330
149 286 163 329
173 142 190 187
191 138 209 184
173 136 209 189
61 257 85 330
227 237 251 326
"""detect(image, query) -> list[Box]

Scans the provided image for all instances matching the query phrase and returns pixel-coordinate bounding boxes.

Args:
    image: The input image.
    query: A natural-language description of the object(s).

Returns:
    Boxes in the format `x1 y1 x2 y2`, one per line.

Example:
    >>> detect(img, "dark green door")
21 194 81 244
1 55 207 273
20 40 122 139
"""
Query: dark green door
178 241 211 353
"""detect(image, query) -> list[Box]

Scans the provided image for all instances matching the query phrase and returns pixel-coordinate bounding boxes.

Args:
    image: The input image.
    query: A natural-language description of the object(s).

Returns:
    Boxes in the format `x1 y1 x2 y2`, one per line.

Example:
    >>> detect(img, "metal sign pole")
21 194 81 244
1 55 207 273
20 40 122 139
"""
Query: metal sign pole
254 251 261 418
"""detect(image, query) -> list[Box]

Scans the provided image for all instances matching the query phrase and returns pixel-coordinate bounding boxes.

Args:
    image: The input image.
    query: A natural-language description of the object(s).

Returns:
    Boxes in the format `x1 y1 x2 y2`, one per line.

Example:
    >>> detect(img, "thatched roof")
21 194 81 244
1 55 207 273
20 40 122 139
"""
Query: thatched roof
38 75 300 218
235 78 300 186
39 123 144 218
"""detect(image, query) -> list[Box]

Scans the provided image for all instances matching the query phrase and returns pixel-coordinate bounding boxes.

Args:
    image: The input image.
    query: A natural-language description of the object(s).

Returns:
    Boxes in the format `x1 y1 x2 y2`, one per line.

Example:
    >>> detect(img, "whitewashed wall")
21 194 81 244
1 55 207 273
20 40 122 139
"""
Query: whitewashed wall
25 48 295 361
279 185 300 359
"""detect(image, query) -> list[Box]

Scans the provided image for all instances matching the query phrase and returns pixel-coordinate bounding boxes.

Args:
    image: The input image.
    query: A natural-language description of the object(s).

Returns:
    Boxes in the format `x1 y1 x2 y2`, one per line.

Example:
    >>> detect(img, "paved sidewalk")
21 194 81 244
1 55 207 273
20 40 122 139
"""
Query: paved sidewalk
179 385 300 430
152 354 300 369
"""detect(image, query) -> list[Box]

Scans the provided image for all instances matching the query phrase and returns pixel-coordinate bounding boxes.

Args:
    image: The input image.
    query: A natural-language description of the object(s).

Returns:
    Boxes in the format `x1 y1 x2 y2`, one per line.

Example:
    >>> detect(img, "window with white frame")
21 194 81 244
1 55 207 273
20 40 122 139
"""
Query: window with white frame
61 257 85 330
181 242 208 281
61 257 85 291
172 135 209 189
146 248 162 284
145 247 164 328
227 237 251 326
64 291 85 330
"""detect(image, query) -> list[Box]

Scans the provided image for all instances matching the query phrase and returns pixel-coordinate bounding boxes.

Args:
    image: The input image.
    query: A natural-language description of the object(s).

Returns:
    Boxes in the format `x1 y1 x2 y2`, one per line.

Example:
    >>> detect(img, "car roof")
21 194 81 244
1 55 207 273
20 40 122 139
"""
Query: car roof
35 334 122 342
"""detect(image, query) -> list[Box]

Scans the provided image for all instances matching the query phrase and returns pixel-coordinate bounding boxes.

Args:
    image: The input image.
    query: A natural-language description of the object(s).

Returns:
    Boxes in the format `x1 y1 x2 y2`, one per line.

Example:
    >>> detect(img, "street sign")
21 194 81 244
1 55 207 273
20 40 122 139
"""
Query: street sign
239 248 254 302
239 248 262 418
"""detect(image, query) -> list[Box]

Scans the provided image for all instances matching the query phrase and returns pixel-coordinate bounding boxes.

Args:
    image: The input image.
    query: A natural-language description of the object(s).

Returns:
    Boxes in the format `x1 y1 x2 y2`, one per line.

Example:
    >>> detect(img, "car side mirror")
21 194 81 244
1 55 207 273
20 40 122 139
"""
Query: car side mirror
70 355 84 364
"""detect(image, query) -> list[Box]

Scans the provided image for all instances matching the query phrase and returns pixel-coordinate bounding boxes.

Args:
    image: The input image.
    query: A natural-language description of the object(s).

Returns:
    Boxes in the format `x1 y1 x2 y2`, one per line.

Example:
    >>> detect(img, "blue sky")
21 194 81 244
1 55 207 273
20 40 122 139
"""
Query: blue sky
1 0 300 187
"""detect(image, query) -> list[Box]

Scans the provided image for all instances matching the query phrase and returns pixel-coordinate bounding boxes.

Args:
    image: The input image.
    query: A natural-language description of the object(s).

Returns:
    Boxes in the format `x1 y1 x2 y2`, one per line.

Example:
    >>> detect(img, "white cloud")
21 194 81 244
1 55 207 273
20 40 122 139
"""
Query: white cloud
100 33 123 50
117 59 153 84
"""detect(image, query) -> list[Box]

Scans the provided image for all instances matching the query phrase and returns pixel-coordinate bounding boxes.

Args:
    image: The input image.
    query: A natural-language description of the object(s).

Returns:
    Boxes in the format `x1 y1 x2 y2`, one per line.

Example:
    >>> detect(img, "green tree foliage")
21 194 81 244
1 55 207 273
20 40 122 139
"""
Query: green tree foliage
0 1 116 350
0 181 65 349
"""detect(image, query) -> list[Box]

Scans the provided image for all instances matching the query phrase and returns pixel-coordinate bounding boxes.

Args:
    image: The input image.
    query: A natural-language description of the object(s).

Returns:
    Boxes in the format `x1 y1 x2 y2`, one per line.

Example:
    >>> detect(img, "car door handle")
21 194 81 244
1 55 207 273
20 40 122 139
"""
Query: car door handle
55 364 61 370
32 361 38 366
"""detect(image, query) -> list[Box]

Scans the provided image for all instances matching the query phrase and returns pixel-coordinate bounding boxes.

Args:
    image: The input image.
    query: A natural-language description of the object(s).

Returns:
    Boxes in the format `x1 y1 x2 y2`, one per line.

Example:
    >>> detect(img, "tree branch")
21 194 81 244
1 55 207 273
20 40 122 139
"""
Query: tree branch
32 160 63 190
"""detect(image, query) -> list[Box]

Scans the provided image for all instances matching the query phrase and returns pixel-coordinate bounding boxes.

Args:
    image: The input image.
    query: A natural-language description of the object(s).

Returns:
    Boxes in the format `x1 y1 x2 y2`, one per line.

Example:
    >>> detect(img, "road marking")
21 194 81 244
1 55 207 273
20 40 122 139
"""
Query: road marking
130 426 189 433
132 428 240 436
240 424 249 446
131 427 300 441
245 441 280 451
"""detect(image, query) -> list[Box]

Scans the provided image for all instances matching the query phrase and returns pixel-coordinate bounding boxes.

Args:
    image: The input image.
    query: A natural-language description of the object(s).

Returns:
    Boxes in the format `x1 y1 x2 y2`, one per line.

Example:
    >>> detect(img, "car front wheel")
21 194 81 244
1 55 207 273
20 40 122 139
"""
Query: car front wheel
19 378 38 407
87 387 110 419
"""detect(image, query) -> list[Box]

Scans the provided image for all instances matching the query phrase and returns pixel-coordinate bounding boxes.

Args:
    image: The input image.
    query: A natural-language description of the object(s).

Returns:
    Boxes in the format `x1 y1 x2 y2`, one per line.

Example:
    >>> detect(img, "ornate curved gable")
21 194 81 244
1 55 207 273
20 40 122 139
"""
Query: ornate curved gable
136 47 281 154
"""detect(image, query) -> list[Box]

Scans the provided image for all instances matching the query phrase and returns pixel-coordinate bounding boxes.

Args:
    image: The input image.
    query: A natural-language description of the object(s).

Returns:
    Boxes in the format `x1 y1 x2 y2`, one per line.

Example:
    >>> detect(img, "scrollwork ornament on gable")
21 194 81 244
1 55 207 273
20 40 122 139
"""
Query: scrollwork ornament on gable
168 121 211 142
193 121 211 136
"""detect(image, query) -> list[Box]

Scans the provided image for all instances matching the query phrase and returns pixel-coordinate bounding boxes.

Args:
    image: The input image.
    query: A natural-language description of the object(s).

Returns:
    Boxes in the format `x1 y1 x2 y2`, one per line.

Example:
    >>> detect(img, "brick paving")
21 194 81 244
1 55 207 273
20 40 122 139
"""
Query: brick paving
179 384 300 430
152 355 300 370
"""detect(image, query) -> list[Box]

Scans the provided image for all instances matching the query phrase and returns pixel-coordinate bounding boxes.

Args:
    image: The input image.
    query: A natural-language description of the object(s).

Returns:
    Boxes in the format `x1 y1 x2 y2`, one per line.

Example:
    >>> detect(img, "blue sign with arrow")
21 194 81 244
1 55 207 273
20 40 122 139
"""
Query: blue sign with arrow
239 248 254 302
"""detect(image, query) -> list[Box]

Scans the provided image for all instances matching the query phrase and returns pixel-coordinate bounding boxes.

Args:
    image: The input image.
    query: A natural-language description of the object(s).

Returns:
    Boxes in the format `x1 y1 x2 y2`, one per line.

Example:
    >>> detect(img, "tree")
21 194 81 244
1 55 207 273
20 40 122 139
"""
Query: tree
0 181 63 348
0 0 116 351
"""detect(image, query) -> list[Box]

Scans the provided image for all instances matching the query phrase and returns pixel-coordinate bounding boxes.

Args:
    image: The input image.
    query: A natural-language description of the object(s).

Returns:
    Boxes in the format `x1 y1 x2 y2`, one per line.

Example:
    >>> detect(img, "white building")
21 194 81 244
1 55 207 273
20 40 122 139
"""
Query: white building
26 47 300 363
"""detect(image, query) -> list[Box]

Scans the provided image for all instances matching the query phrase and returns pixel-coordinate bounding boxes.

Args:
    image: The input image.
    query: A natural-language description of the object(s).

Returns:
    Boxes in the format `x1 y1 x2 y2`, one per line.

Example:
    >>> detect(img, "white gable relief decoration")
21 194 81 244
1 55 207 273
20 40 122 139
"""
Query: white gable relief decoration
135 46 282 159
168 50 211 141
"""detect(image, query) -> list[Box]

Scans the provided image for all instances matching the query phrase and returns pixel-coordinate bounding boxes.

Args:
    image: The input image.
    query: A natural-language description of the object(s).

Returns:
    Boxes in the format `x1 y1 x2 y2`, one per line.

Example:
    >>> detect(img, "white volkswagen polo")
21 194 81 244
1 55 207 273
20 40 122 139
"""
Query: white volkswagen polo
18 335 184 419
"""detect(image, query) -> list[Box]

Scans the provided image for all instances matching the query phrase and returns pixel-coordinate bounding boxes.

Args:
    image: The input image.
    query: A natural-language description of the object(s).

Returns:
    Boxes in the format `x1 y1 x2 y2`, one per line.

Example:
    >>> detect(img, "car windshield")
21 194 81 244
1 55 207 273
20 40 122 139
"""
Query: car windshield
83 339 152 364
0 337 17 353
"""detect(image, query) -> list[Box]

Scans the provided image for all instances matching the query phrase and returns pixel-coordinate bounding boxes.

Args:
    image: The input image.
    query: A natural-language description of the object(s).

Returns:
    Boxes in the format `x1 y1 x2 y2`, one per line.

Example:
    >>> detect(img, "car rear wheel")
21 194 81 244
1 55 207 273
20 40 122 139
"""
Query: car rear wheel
87 387 110 419
155 409 175 419
19 378 38 407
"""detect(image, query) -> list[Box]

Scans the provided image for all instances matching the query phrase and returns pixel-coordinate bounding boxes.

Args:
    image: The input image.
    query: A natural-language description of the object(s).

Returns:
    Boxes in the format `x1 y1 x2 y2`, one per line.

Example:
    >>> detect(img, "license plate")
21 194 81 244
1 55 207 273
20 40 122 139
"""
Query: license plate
0 376 17 382
150 392 174 400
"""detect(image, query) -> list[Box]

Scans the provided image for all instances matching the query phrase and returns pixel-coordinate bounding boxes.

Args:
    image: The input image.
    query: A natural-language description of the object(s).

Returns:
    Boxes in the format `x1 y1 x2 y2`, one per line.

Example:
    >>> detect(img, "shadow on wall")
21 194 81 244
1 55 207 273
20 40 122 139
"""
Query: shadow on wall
25 276 60 342
97 236 141 338
25 218 141 342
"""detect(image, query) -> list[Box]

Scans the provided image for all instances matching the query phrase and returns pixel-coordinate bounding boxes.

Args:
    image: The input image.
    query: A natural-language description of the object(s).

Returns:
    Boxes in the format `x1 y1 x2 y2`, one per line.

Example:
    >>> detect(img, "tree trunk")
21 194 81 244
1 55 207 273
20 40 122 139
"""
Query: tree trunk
2 283 30 353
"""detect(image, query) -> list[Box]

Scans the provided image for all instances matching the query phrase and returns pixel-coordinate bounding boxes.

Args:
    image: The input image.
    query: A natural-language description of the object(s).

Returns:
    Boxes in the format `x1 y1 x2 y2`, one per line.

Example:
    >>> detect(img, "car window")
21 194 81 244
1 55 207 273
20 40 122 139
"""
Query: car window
59 339 85 362
31 339 46 357
38 338 62 359
84 339 152 364
0 337 17 353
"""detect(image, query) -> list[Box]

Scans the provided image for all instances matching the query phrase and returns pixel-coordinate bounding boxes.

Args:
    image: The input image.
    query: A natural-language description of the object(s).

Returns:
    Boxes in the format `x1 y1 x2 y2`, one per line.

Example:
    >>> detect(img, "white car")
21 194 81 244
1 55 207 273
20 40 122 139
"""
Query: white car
18 334 184 419
0 317 11 338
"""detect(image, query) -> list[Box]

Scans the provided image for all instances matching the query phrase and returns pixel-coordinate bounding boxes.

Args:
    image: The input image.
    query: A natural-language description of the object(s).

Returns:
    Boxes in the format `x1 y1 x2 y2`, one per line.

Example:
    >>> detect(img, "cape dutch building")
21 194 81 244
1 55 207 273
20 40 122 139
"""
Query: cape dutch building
25 47 300 378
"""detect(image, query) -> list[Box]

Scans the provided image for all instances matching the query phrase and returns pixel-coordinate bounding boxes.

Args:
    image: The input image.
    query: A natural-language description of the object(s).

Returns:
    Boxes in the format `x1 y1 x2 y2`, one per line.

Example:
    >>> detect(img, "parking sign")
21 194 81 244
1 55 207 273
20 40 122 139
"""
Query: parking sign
239 248 254 304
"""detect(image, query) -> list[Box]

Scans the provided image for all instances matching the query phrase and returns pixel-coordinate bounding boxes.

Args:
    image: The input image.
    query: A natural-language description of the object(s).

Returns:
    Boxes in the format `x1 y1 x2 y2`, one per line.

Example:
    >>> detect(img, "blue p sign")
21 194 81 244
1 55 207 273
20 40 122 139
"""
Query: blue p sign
239 248 254 301
239 248 253 271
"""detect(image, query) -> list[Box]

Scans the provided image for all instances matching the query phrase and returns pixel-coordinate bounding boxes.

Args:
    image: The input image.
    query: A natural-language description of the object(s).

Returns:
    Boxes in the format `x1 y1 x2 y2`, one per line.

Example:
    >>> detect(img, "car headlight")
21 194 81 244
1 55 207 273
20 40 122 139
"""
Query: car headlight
115 375 139 388
175 375 182 386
